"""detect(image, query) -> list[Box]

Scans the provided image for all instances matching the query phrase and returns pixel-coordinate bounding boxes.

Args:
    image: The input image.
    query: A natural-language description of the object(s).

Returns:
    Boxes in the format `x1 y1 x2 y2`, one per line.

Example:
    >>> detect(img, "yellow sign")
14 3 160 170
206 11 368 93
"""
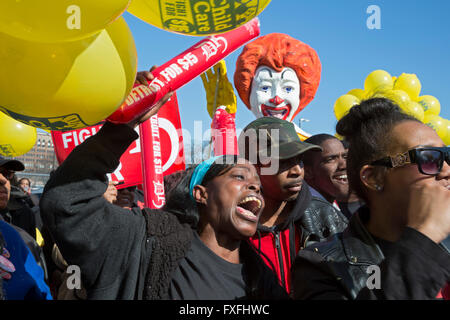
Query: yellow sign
128 0 271 35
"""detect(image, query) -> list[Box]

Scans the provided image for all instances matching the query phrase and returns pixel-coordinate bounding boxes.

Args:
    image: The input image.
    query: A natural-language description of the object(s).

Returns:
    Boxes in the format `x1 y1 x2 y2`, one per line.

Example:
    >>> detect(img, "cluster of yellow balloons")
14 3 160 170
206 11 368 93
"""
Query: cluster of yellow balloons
334 70 450 145
0 1 137 137
0 0 273 156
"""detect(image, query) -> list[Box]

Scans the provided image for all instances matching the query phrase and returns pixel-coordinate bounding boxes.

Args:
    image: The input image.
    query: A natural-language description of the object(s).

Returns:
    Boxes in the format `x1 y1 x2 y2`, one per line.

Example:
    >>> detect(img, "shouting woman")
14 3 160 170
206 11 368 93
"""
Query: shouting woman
40 71 287 300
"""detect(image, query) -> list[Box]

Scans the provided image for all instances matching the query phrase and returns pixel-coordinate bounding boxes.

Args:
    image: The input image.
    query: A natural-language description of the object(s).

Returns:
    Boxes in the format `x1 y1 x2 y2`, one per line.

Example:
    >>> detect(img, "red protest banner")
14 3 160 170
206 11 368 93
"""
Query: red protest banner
139 115 165 208
140 93 186 208
107 18 260 124
51 93 185 190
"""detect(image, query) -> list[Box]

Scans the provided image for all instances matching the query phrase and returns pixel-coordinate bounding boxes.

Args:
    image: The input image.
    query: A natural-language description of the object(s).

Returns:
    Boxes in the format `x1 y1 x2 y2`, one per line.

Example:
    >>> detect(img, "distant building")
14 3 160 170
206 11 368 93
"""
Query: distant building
13 131 57 187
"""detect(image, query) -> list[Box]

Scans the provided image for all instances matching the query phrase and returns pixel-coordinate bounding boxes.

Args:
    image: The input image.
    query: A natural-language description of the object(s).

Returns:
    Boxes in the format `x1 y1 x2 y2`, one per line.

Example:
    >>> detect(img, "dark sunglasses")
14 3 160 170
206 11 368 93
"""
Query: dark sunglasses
0 168 15 180
371 147 450 176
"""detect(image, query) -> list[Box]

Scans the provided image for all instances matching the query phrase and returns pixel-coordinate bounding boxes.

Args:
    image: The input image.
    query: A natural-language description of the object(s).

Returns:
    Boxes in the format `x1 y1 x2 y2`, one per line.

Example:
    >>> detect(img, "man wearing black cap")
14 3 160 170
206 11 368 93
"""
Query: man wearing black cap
0 157 24 210
0 156 51 299
1 163 39 241
238 117 348 294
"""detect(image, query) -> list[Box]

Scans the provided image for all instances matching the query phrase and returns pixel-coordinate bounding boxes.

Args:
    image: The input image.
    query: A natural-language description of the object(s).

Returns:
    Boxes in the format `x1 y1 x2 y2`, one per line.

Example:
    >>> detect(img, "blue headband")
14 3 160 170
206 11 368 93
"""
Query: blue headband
189 156 223 201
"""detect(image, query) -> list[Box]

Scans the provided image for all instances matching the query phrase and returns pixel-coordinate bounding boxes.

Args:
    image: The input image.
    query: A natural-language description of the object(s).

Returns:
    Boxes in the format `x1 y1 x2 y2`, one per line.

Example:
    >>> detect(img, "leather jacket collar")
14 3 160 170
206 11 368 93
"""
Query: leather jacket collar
322 206 450 299
341 206 385 266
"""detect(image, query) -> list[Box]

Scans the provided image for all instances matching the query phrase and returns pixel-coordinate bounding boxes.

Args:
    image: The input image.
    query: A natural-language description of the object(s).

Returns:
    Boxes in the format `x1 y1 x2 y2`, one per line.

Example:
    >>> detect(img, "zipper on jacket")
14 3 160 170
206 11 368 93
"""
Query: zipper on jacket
301 233 310 250
273 231 286 290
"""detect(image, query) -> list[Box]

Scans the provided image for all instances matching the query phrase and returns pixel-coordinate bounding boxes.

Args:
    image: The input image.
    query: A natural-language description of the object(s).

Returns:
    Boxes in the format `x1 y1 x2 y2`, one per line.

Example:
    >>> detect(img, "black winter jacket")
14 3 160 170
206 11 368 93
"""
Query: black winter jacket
249 182 348 294
40 122 287 300
301 194 348 245
1 186 38 239
293 206 450 299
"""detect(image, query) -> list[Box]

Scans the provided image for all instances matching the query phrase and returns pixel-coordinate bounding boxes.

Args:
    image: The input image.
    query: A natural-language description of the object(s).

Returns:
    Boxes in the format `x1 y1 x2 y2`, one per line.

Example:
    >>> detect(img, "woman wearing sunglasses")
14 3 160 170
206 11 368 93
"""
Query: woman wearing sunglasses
293 97 450 300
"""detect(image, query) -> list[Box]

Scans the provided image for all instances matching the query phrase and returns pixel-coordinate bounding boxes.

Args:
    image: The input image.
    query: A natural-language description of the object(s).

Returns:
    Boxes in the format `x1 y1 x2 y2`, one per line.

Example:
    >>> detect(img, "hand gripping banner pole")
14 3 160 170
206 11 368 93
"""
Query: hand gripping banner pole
107 18 260 124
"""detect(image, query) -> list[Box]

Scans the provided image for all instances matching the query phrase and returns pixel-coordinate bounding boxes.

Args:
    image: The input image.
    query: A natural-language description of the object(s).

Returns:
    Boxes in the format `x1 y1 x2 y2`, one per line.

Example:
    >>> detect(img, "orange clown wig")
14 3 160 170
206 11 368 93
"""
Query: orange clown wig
234 33 322 119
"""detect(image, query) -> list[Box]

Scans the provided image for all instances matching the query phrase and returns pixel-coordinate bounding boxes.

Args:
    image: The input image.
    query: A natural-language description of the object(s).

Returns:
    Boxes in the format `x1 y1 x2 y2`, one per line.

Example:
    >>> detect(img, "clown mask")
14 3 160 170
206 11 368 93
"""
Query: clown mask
249 66 300 122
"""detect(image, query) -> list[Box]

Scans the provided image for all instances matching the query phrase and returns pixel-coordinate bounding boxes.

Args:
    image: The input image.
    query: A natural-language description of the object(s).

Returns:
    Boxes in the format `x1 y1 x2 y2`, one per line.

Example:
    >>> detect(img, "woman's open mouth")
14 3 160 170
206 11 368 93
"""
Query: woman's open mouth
236 196 262 222
261 104 291 120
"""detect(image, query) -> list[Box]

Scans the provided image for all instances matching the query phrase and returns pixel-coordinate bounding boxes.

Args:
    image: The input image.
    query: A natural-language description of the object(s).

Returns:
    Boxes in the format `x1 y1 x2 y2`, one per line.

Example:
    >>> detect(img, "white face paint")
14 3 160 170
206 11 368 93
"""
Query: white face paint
249 66 300 122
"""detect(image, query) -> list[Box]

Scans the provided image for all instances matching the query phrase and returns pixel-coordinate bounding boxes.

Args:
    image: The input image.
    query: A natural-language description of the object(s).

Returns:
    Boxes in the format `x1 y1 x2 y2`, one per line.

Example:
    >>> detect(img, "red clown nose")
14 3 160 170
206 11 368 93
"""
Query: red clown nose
269 96 285 106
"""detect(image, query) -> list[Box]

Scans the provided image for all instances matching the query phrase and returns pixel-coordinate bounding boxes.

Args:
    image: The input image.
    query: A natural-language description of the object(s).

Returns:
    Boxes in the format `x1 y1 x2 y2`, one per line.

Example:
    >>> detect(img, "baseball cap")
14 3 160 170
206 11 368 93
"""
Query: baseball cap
239 117 322 162
0 155 25 171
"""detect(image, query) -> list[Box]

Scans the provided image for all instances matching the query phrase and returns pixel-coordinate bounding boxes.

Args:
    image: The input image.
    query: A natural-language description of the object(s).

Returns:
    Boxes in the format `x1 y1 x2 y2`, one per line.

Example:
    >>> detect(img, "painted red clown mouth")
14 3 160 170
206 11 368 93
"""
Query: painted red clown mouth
261 104 291 120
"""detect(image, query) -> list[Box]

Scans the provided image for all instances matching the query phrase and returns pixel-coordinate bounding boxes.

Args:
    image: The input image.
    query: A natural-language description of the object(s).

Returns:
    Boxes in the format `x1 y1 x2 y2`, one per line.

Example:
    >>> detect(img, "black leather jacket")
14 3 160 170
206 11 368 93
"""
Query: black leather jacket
293 206 450 300
250 183 348 294
256 183 349 248
300 195 349 247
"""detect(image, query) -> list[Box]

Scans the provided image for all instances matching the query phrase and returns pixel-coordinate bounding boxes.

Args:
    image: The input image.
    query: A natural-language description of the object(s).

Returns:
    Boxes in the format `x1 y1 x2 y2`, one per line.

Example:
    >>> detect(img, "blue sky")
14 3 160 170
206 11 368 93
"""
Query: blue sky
123 0 450 137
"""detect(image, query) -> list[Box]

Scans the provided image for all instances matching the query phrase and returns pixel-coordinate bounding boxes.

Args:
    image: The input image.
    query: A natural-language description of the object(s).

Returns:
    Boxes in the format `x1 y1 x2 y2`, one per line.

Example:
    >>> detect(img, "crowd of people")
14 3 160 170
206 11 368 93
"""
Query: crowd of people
0 75 449 301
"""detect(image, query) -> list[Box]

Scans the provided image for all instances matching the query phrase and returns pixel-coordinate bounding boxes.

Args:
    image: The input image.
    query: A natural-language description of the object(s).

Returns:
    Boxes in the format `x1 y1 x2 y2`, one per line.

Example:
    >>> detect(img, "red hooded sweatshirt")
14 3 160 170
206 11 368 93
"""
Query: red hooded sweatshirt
248 183 312 294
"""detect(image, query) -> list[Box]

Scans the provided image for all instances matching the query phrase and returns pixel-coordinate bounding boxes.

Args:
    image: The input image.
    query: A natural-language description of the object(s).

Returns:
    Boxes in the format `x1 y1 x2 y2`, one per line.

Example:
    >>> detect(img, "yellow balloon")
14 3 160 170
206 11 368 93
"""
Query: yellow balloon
424 115 446 139
391 89 411 107
417 95 441 116
0 0 131 43
444 120 450 146
364 70 394 94
128 0 271 36
365 85 392 99
0 111 37 157
334 95 360 120
393 73 421 101
347 89 365 100
0 17 137 131
403 101 424 122
381 90 411 111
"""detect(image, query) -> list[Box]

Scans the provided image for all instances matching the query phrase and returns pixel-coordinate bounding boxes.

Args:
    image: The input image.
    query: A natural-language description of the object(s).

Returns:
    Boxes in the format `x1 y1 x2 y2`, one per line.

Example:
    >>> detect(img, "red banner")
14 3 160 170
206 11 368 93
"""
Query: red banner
139 116 165 208
51 93 185 190
107 18 260 124
138 93 186 208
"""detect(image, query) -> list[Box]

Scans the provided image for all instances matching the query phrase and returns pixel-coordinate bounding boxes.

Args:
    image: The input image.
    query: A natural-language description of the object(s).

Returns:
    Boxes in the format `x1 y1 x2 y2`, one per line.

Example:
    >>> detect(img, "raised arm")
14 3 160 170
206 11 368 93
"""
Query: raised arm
40 121 147 297
40 69 173 298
